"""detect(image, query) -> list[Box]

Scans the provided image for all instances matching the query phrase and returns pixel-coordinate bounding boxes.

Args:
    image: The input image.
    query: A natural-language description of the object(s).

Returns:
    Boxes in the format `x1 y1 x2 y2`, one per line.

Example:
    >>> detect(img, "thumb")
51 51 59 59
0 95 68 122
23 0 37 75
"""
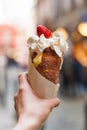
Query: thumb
47 97 60 109
18 72 30 90
18 72 34 94
18 72 27 84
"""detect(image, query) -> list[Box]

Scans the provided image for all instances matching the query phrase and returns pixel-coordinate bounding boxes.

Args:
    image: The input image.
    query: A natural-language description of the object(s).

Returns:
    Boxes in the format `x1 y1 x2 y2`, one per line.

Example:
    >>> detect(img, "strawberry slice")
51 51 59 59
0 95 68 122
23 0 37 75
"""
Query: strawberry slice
37 25 52 38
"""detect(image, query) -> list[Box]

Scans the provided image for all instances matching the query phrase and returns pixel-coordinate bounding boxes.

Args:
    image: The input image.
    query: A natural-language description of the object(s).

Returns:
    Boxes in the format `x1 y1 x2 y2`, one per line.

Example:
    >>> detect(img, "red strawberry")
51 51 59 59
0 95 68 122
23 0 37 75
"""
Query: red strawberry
37 25 52 38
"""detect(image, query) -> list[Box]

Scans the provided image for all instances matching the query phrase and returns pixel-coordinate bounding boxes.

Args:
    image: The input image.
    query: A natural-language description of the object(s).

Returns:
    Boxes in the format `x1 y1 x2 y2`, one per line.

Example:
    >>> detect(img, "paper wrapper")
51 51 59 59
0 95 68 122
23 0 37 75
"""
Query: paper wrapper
28 51 60 99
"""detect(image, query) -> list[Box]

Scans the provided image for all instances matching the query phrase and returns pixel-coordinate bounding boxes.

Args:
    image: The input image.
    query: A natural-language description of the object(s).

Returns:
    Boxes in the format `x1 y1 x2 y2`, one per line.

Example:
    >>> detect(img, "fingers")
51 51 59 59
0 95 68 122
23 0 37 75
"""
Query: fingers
14 72 29 109
17 72 60 110
18 72 32 92
46 97 60 109
18 72 28 85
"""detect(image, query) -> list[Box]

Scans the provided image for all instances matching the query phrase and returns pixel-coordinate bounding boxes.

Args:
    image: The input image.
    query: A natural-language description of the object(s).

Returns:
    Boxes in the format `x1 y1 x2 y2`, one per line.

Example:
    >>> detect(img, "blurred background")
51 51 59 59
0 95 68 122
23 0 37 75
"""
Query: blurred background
0 0 87 130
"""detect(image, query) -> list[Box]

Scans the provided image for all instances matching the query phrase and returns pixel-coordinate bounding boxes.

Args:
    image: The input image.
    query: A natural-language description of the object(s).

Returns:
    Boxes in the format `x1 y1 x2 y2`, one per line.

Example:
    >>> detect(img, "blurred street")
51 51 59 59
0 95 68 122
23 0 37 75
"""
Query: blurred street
0 104 16 130
45 95 86 130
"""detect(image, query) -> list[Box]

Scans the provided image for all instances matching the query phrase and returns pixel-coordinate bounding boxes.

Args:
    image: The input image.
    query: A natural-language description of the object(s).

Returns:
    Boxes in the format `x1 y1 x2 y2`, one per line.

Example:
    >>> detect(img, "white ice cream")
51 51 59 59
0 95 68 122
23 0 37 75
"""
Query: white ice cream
27 32 68 58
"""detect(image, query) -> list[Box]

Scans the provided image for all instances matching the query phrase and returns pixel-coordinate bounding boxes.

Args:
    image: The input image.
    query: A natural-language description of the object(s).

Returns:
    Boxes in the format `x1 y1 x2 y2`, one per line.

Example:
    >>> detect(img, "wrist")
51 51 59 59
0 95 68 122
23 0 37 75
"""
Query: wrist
13 116 41 130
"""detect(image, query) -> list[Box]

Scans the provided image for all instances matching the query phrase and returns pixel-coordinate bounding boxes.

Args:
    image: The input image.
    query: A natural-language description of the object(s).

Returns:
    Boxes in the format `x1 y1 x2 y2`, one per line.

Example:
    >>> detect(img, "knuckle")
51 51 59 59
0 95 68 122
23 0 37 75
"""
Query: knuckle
18 74 22 81
19 86 24 92
18 74 22 78
14 94 18 101
19 87 25 94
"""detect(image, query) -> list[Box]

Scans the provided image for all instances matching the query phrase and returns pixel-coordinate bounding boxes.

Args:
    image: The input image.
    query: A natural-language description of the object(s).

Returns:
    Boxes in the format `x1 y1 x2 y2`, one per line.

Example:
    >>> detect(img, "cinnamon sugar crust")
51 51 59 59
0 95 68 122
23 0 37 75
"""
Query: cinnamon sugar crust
32 47 61 84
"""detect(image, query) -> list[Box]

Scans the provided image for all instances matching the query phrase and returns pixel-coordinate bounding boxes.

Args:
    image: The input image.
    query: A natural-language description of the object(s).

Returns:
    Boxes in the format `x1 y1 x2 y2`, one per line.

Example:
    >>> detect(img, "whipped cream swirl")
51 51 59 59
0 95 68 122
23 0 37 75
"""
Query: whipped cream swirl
27 32 68 57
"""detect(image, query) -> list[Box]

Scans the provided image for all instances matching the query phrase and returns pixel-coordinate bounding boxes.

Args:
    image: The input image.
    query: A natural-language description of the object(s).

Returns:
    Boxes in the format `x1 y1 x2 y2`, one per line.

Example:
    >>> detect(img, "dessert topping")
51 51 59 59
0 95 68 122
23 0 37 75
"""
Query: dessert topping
37 25 52 38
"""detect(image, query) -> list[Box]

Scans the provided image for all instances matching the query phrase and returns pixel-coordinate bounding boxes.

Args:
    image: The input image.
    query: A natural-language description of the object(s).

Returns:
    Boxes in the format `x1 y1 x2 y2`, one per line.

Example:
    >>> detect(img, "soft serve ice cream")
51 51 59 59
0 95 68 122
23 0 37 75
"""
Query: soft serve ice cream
27 25 68 98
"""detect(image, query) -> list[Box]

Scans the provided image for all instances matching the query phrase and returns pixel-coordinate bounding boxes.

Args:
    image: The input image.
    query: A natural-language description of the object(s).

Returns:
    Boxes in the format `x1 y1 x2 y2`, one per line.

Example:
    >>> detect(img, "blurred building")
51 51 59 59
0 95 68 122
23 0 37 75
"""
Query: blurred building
36 0 87 30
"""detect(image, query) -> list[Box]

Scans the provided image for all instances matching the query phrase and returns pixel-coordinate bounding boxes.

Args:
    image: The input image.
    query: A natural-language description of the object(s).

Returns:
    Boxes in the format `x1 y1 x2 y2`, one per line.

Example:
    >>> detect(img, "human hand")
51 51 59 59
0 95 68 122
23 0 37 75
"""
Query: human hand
13 72 60 130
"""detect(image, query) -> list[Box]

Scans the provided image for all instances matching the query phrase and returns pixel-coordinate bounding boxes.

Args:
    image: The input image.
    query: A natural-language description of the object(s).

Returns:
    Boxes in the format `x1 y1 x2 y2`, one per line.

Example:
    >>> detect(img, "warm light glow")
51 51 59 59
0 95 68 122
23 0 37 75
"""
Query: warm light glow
56 27 68 40
73 43 87 67
78 22 87 36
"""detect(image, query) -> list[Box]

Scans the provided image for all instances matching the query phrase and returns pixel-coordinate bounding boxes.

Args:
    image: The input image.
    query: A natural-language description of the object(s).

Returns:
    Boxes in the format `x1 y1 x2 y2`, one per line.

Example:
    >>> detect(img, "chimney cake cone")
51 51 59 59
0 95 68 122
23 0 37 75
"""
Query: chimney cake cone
35 47 62 84
27 25 68 98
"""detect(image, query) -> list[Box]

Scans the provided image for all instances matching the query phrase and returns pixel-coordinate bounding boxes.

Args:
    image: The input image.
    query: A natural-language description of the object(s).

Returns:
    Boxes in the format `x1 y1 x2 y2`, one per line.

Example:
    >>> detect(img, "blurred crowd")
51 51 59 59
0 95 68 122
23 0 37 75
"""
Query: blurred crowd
0 55 27 110
60 54 87 97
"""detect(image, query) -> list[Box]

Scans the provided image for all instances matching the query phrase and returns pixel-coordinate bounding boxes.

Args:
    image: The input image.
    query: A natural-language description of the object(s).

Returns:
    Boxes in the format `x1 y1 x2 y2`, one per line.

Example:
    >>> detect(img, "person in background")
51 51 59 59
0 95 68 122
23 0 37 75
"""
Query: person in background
5 56 20 114
0 54 7 105
13 72 60 130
